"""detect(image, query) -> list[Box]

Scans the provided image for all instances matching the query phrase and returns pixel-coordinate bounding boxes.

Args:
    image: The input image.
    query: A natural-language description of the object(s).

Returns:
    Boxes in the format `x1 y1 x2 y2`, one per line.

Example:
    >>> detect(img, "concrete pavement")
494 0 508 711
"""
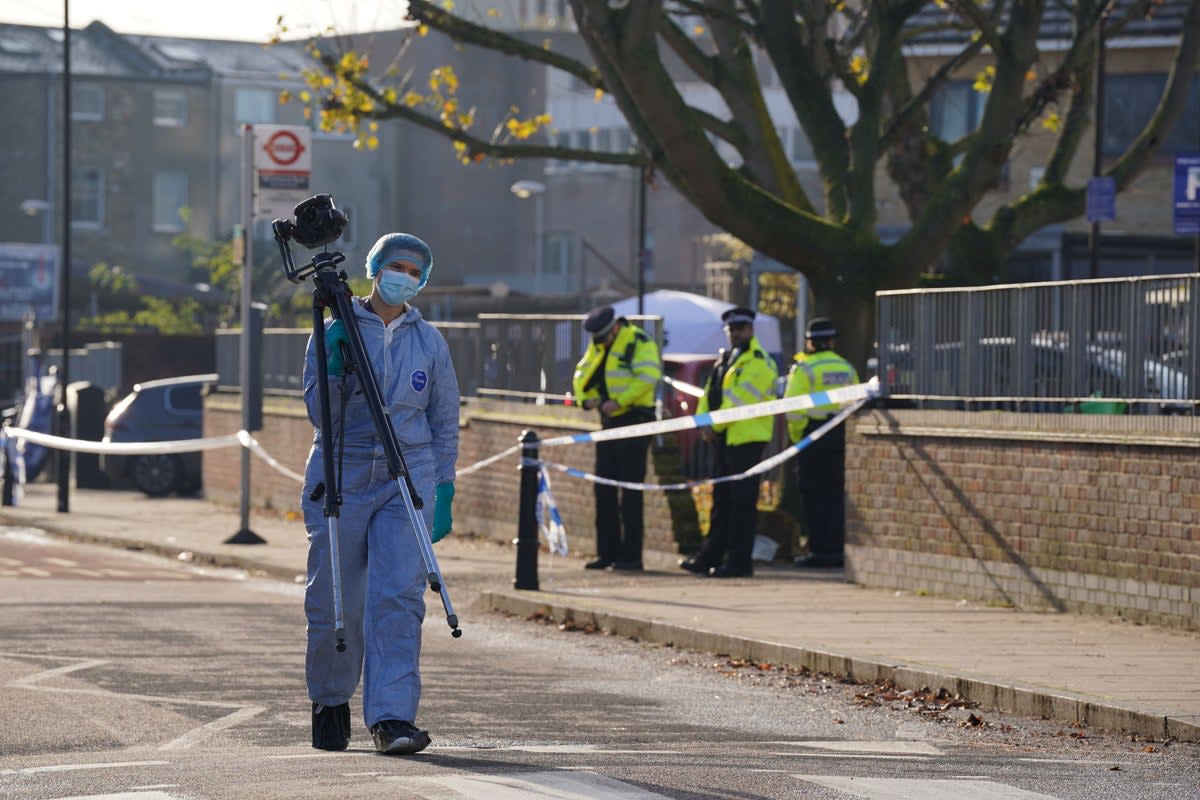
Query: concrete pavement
2 482 1197 742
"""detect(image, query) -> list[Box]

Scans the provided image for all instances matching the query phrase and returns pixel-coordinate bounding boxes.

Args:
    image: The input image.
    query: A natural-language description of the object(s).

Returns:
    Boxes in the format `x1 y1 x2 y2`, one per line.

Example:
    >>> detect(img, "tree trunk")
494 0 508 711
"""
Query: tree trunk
820 289 877 376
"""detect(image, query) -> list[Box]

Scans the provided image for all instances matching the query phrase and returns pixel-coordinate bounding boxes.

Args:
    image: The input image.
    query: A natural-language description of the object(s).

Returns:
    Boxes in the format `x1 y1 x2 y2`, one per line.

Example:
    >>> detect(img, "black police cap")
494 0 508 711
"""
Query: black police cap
583 305 617 336
806 317 837 338
721 306 756 326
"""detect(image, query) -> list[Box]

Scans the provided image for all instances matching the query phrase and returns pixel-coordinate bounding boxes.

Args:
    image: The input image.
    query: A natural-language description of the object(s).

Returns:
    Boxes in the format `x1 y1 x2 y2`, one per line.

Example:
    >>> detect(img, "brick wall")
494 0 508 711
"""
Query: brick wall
203 392 701 560
847 409 1200 630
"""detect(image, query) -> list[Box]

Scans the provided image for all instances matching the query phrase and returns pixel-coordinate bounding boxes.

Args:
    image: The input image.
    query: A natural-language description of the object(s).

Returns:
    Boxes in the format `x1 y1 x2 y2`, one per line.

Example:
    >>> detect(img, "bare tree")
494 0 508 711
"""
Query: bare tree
296 0 1200 361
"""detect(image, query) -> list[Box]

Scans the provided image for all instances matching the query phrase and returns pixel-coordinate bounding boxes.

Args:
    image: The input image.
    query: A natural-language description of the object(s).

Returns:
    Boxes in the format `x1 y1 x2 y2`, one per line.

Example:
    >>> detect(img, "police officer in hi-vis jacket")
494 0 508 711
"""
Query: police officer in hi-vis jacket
680 307 778 578
785 317 859 568
572 306 663 571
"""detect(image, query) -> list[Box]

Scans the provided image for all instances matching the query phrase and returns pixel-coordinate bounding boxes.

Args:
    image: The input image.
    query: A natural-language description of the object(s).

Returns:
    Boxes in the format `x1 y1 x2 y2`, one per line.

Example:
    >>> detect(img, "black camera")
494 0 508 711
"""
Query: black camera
274 194 348 250
274 194 349 284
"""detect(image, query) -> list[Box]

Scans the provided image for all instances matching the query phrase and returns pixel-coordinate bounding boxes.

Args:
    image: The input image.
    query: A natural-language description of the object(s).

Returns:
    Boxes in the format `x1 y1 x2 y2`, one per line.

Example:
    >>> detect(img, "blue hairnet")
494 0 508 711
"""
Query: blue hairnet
365 233 434 289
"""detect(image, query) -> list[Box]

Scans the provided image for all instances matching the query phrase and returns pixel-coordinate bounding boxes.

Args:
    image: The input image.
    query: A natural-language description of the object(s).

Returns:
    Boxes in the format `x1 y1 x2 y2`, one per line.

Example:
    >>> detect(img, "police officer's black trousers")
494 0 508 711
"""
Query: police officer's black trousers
594 410 653 564
696 439 764 571
795 421 847 559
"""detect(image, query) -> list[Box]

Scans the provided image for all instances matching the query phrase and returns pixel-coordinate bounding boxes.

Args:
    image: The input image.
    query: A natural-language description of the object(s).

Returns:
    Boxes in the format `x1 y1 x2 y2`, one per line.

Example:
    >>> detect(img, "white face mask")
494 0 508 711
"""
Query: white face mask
377 271 420 306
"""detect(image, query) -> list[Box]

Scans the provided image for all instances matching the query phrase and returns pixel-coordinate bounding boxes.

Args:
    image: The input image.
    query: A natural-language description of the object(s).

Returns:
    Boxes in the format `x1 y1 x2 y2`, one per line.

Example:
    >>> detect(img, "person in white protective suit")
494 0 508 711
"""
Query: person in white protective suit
301 232 460 755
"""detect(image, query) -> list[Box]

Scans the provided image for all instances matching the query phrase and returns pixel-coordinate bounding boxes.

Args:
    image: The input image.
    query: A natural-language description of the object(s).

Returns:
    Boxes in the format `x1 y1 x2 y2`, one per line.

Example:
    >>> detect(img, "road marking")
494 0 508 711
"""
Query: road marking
0 761 170 776
769 740 943 755
268 752 374 760
773 752 933 761
19 566 51 576
158 706 266 750
42 557 79 567
792 776 1063 799
9 658 109 687
396 770 673 799
0 556 23 566
47 793 182 800
7 655 266 750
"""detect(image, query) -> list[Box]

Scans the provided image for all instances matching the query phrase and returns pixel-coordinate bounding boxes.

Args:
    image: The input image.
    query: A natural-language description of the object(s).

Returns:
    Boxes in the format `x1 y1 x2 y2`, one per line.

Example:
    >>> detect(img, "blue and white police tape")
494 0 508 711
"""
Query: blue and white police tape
531 397 868 493
0 426 305 483
454 444 521 478
536 467 569 556
541 377 878 448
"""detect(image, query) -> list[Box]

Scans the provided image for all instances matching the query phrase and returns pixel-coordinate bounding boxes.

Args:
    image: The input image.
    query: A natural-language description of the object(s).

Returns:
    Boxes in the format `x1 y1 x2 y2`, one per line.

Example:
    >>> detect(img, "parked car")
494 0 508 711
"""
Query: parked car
102 374 216 497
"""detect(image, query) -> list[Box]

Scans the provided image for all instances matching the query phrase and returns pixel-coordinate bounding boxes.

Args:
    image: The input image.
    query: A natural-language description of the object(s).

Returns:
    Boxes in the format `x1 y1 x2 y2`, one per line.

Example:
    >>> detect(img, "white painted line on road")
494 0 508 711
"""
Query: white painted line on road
42 557 79 567
268 752 374 759
100 569 135 577
19 566 51 576
47 793 182 800
9 658 109 687
67 567 105 577
0 556 23 566
435 744 681 755
773 752 933 761
768 740 943 755
158 706 266 750
792 775 1063 799
396 770 674 798
0 760 170 776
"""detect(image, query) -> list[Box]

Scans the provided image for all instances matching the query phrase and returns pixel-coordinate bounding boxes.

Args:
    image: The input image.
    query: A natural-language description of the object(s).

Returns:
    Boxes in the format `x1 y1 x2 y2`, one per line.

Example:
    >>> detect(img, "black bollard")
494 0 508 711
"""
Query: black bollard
514 429 540 590
1 437 14 507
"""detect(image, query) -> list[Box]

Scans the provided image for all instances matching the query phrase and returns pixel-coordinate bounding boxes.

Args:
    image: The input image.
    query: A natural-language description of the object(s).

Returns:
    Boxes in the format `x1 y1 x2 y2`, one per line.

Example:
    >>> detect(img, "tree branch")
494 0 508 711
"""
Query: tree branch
946 0 1005 53
406 0 604 89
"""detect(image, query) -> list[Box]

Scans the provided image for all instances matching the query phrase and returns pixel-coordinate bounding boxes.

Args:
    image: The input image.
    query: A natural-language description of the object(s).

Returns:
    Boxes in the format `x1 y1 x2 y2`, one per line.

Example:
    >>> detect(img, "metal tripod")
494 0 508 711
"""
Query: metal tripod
304 252 462 649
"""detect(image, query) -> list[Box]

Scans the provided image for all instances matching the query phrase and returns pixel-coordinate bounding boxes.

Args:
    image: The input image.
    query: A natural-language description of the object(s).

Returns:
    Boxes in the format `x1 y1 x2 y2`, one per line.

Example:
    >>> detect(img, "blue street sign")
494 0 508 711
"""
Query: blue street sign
1086 176 1116 223
1173 153 1200 235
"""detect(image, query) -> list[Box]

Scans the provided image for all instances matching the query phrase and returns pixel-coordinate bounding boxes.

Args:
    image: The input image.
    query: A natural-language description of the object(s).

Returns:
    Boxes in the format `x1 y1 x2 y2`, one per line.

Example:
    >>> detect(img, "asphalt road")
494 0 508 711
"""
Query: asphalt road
1 527 1197 800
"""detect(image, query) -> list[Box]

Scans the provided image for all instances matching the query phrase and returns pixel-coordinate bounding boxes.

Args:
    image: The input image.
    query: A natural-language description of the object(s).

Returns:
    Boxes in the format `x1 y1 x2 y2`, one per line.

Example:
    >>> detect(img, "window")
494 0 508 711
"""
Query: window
1103 73 1200 156
71 168 103 228
543 232 573 275
167 386 202 412
573 129 591 150
339 205 357 249
234 88 275 125
153 172 188 232
791 126 814 162
616 129 635 154
71 84 103 121
153 90 187 126
929 81 986 143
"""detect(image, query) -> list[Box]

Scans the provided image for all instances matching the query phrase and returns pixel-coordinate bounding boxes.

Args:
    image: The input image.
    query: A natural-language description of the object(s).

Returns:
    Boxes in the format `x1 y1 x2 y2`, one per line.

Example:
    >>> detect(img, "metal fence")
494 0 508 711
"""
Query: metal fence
216 314 664 400
877 274 1200 413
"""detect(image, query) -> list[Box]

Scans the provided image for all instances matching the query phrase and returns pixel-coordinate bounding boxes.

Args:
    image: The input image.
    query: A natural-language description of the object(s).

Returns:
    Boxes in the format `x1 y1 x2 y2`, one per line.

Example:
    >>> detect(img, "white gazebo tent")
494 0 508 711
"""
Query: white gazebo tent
609 289 783 356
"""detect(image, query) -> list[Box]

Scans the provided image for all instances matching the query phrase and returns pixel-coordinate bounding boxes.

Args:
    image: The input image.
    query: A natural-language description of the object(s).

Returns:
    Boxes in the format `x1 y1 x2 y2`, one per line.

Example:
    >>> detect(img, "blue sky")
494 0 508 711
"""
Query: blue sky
3 1 411 41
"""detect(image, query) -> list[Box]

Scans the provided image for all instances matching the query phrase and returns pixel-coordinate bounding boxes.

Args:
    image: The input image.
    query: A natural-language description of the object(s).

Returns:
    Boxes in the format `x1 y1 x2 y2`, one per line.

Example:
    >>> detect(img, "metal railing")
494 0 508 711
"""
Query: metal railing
877 274 1200 413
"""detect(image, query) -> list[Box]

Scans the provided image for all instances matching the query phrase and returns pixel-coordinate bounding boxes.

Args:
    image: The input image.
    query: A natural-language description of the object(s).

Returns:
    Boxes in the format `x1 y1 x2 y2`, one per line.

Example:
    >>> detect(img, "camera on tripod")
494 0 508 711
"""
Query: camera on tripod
273 194 350 284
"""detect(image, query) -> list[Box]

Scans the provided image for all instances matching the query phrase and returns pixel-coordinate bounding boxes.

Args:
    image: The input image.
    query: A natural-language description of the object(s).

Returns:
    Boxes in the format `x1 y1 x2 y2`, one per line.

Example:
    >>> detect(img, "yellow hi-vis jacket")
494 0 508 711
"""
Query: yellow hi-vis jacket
571 321 662 417
696 336 779 445
784 349 859 441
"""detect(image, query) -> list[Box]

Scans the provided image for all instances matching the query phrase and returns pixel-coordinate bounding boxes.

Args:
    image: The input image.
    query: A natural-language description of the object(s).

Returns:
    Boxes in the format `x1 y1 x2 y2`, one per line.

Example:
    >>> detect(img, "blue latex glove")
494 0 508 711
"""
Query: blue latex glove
432 481 455 543
325 320 349 376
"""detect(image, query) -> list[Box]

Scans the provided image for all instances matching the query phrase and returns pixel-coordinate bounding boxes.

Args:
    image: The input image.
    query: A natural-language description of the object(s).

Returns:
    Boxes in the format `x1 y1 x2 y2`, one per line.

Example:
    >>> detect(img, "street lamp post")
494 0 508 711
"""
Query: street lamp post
57 0 72 514
510 180 546 295
635 163 647 315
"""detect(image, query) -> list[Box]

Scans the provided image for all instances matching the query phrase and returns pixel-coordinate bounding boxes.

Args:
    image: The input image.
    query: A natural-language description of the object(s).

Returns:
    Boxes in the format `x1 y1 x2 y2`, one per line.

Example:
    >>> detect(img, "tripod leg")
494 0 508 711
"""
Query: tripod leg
392 476 462 638
326 517 347 652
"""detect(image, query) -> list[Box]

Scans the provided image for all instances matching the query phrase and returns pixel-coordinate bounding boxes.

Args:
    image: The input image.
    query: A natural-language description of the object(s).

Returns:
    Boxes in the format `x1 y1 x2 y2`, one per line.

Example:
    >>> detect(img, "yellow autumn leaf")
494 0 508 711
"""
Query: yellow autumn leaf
973 66 995 93
693 25 705 35
368 121 379 132
417 24 429 36
403 91 423 108
366 135 379 150
278 89 291 104
593 88 604 103
299 90 311 103
849 54 868 85
383 88 397 104
487 7 499 15
1042 113 1061 133
442 0 454 9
